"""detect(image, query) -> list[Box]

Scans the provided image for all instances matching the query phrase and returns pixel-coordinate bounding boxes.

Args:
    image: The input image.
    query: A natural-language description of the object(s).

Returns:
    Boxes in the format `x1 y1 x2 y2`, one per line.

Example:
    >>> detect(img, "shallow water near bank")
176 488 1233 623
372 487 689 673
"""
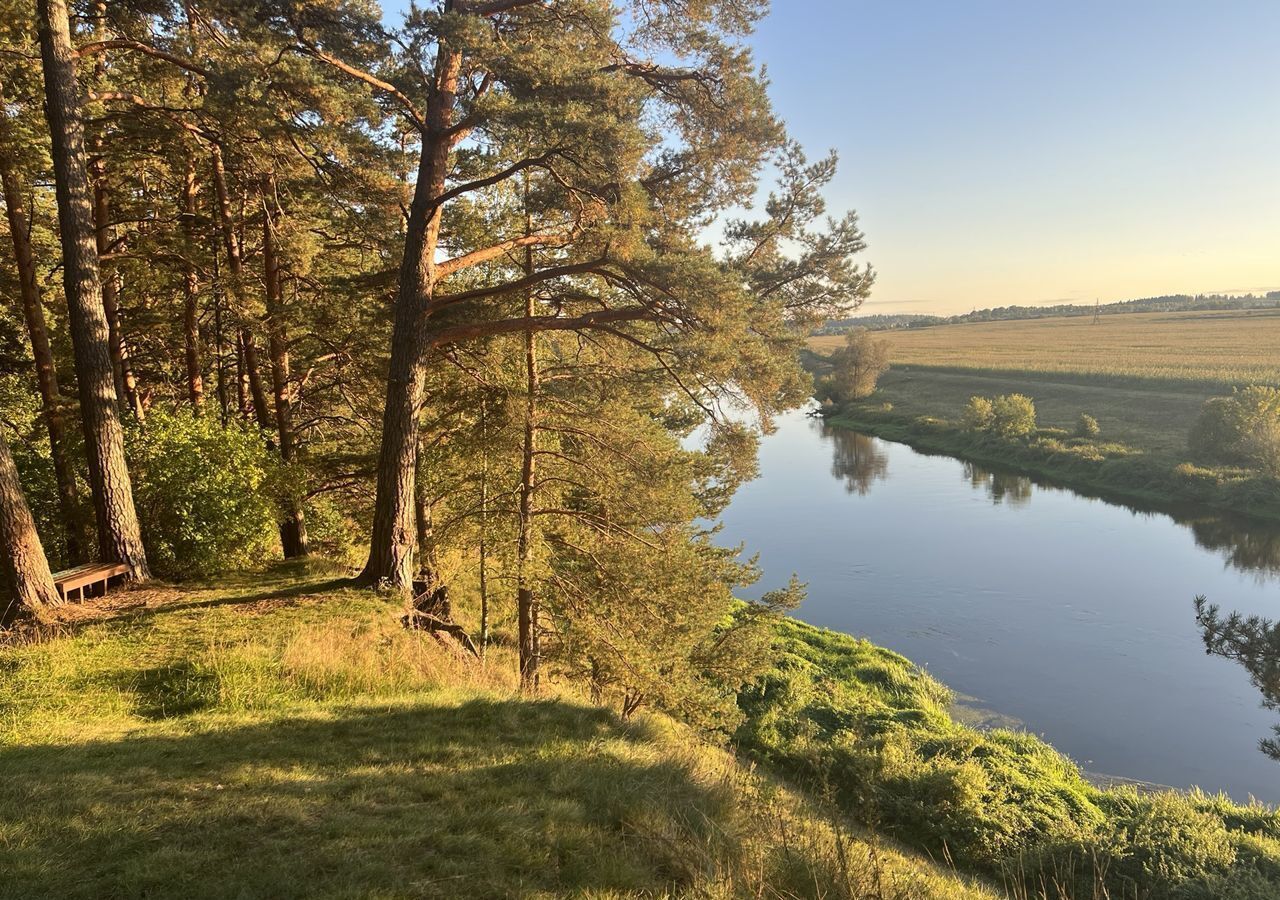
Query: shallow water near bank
718 407 1280 804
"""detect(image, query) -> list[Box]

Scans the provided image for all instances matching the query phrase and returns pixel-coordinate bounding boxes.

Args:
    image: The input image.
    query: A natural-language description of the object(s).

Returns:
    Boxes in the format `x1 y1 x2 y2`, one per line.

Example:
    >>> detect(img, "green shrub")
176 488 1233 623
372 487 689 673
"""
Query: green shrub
961 395 994 431
1190 385 1280 466
1076 413 1101 438
990 393 1037 438
127 408 282 577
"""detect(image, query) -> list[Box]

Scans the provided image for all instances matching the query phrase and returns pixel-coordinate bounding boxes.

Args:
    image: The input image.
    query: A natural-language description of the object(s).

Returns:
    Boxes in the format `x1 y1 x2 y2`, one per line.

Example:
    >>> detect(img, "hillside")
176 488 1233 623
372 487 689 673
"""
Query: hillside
0 563 994 900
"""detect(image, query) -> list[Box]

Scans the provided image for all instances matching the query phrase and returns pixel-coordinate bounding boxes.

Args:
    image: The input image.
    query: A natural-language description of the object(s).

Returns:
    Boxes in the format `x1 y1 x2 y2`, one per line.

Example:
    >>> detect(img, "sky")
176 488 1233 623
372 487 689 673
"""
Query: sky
383 1 1280 315
749 1 1280 313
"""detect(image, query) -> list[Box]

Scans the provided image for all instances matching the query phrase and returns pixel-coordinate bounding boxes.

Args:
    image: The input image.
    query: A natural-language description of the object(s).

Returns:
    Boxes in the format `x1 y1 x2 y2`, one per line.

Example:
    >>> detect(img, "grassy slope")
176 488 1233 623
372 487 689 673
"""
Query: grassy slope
0 564 994 900
740 620 1280 900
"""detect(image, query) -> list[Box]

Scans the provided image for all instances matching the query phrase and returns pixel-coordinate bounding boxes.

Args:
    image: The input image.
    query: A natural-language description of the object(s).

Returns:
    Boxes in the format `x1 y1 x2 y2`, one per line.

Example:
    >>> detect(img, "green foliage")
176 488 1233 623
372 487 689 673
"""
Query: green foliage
735 617 1280 899
126 410 282 577
1190 386 1280 467
962 395 995 431
960 394 1036 438
1076 412 1101 438
989 393 1037 438
824 327 891 402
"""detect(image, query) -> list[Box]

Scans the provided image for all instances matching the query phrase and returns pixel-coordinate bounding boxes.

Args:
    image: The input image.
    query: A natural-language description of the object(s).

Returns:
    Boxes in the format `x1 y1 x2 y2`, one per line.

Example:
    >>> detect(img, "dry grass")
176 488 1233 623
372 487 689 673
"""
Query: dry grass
811 309 1280 387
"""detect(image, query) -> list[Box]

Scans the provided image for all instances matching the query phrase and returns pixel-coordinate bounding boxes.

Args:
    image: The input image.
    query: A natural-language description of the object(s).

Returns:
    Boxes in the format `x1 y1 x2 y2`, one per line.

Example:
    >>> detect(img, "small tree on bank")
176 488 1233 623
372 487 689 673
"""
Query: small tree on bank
826 328 890 401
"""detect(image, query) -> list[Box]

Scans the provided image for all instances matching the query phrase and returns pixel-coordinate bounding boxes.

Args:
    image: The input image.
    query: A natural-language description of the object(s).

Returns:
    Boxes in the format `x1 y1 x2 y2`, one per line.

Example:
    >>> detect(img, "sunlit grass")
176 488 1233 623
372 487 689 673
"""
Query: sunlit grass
0 564 996 900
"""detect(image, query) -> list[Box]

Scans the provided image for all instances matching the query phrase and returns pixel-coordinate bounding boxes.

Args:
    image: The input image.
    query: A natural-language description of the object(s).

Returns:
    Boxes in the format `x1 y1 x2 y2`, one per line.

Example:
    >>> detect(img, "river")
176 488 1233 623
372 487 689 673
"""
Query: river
717 407 1280 804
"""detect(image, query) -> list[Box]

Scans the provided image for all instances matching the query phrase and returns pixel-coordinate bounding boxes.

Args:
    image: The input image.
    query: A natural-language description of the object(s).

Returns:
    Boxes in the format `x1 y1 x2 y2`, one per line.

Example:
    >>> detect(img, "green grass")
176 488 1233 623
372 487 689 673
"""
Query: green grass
736 619 1280 900
0 564 995 900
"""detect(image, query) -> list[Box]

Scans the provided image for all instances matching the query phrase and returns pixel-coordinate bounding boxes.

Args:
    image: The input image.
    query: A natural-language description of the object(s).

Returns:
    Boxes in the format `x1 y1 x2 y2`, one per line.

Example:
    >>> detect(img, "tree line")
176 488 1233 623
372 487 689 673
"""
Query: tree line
0 0 871 704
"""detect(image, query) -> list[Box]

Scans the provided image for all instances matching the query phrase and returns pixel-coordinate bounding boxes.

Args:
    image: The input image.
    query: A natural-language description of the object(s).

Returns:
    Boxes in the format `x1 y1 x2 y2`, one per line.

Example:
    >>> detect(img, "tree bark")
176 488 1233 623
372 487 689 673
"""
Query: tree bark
0 430 61 627
36 0 149 579
359 45 462 590
0 125 90 564
261 180 307 557
180 152 204 411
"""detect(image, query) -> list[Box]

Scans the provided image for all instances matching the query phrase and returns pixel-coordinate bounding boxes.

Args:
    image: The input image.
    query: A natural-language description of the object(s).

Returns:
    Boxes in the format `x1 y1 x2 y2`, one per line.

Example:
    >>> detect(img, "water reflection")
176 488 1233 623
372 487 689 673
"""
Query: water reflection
817 425 1280 581
823 423 889 495
963 462 1033 507
1195 597 1280 762
1188 519 1280 580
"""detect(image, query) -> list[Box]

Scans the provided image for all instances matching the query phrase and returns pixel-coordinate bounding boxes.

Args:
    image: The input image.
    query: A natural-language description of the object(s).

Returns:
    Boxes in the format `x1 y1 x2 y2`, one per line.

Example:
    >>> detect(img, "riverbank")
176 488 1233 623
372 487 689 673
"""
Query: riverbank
821 365 1280 523
743 618 1280 900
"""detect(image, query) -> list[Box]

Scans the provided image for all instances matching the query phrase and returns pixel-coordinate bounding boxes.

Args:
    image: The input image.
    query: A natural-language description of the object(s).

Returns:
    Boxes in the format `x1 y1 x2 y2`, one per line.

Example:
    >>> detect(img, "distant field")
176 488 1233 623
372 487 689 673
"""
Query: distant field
811 309 1280 387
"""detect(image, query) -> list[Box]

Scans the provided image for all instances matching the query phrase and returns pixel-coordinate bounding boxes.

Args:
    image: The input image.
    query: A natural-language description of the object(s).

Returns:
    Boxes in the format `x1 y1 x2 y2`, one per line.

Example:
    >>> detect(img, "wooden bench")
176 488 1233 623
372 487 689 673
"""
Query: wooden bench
52 562 132 602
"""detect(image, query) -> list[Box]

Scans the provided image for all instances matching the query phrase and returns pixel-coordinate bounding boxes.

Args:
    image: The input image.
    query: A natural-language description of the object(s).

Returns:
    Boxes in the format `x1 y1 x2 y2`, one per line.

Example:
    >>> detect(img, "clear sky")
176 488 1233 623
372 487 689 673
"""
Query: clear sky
751 1 1280 313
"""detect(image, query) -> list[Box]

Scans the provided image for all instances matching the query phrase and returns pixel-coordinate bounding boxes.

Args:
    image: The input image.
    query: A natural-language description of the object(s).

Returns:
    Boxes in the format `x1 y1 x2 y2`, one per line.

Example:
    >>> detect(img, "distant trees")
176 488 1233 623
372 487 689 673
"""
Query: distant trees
963 394 1037 438
825 328 890 401
1076 414 1101 439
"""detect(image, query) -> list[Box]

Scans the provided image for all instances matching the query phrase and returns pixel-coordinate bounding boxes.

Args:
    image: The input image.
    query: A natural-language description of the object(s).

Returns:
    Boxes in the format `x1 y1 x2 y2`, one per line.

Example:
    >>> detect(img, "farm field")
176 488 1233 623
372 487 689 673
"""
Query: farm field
811 308 1280 388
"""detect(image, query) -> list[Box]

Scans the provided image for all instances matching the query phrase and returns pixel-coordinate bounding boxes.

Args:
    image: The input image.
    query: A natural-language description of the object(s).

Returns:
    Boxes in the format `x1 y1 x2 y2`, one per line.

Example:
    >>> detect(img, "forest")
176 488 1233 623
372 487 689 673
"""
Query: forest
0 0 873 700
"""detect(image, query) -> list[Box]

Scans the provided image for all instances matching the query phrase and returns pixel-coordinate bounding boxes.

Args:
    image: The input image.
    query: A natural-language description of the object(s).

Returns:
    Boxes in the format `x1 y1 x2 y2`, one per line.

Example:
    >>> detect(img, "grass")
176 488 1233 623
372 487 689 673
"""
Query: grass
810 309 1280 389
0 563 995 900
736 619 1280 900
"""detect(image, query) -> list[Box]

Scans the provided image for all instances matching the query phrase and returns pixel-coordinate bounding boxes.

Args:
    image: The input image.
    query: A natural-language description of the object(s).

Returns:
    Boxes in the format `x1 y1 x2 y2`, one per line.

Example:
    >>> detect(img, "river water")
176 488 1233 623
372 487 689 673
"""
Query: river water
717 408 1280 804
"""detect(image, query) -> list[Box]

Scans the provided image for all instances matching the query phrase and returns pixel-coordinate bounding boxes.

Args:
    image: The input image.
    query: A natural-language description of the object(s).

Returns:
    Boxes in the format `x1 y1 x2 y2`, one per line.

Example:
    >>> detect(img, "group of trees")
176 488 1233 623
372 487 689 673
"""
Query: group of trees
0 1 872 704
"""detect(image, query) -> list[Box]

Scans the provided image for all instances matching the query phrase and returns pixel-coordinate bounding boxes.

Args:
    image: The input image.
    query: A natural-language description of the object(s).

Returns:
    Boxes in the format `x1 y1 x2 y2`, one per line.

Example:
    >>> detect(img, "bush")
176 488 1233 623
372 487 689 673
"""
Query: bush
127 409 283 577
1076 413 1101 438
961 396 995 431
1190 386 1280 467
990 393 1037 438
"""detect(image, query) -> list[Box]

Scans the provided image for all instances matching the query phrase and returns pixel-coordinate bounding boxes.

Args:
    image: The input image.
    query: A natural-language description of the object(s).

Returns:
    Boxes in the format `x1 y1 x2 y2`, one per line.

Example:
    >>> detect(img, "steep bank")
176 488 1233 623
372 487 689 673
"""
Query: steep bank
738 618 1280 900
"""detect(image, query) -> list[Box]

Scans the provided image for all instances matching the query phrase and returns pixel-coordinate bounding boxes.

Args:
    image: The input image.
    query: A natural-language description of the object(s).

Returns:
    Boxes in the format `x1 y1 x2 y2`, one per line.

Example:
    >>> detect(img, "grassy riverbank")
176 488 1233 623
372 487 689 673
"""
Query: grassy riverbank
807 356 1280 522
0 564 994 900
741 619 1280 900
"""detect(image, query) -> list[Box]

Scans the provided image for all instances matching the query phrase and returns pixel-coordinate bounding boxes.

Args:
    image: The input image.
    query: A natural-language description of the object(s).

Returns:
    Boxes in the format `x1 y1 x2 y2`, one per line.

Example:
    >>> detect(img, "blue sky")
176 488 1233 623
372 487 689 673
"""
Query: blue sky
383 1 1280 314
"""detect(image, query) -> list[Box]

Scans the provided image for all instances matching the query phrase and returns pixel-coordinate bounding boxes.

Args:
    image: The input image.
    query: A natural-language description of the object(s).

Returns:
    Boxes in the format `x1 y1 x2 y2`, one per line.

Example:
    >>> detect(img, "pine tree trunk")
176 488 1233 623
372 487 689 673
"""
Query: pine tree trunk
261 181 307 557
89 153 144 421
360 47 462 590
0 131 90 564
516 244 539 692
0 431 61 627
180 153 204 411
36 0 149 579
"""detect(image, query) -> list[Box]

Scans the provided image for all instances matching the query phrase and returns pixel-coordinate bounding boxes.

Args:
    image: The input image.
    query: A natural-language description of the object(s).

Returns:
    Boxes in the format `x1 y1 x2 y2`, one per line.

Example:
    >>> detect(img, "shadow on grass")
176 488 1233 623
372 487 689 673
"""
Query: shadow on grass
0 699 731 899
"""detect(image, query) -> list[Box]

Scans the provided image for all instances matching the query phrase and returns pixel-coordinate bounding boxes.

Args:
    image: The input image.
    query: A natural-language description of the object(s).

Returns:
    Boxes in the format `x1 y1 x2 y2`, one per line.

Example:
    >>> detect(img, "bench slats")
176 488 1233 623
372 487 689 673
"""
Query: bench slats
51 562 132 600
